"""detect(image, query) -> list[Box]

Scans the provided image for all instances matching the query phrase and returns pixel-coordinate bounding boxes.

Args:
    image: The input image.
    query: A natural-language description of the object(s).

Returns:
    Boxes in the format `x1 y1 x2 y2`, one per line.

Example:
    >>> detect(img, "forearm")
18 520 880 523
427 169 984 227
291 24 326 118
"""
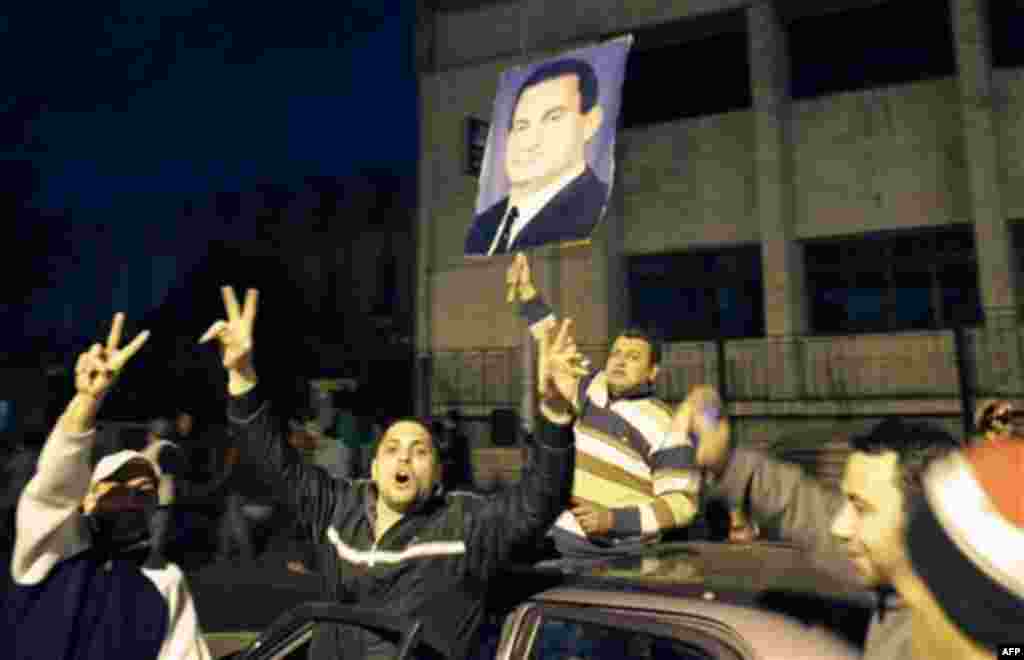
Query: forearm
228 364 258 397
611 492 698 538
228 385 338 531
509 414 574 536
13 417 95 583
713 447 843 554
158 476 176 507
227 385 292 476
518 292 557 340
34 397 102 505
57 392 104 436
474 413 574 566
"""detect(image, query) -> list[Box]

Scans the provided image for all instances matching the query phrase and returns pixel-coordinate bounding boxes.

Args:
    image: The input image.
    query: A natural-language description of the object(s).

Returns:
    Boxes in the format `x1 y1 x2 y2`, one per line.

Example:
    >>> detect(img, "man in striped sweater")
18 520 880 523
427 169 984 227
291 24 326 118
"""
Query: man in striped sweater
507 254 701 559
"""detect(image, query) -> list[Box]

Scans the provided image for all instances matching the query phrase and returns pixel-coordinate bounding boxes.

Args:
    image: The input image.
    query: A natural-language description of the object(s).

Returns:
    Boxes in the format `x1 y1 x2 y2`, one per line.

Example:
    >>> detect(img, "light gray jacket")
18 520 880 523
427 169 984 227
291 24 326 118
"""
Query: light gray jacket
713 447 911 660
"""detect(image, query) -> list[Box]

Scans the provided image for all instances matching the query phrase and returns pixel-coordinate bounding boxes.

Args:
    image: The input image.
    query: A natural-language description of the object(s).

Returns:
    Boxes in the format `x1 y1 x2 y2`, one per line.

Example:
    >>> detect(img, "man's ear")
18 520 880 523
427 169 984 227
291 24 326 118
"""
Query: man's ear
583 105 604 142
370 459 380 483
649 364 660 383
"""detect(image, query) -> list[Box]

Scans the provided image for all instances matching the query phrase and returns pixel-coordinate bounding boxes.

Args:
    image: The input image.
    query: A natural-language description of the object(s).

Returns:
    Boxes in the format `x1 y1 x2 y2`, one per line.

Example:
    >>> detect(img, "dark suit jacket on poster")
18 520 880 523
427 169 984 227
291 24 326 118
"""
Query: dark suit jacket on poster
464 167 609 256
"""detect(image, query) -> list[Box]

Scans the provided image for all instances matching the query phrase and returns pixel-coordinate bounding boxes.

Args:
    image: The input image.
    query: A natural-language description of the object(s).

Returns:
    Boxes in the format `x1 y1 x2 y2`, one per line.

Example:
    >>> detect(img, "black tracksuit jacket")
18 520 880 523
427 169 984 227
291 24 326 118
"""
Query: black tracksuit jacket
228 387 574 660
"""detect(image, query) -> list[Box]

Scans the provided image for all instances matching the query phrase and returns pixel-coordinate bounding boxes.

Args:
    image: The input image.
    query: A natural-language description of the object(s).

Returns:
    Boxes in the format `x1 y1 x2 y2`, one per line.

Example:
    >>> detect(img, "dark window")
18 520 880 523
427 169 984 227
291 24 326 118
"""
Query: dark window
805 225 983 334
620 12 751 128
530 616 715 660
628 247 764 341
990 0 1024 69
788 1 956 100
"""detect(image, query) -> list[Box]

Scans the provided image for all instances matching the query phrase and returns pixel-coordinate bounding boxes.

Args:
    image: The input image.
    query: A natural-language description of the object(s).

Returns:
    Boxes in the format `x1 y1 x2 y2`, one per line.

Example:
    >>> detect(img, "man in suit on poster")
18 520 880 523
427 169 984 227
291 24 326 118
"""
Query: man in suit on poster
465 58 609 256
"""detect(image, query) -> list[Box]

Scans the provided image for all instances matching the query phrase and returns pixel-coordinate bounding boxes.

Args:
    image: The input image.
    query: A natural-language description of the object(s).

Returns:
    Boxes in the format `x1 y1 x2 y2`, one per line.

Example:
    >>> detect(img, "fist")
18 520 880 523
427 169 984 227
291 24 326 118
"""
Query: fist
672 386 731 476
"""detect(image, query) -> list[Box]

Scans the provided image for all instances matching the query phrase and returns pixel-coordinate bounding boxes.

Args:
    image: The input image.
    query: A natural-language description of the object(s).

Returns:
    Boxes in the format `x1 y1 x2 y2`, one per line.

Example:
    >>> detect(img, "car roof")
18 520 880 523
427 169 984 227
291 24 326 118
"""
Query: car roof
532 587 864 659
531 541 875 608
518 542 874 659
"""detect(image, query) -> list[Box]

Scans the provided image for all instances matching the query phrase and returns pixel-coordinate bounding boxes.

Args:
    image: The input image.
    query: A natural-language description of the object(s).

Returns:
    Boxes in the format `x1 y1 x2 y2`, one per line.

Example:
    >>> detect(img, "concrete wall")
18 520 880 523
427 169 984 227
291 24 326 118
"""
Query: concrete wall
418 68 1024 412
996 68 1024 220
620 112 758 253
418 1 1024 448
792 79 970 238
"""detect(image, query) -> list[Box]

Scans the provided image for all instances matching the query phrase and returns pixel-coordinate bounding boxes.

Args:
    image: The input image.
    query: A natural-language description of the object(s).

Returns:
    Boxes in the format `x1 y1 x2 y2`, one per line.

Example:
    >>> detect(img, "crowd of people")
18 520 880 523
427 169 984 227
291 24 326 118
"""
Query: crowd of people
0 261 1020 659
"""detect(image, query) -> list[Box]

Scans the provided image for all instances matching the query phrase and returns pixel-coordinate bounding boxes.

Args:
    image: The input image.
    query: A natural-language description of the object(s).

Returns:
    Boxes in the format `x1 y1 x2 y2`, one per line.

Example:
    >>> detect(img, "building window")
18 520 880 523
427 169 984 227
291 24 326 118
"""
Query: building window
990 0 1024 69
787 0 956 100
805 226 983 334
628 246 764 342
620 11 751 129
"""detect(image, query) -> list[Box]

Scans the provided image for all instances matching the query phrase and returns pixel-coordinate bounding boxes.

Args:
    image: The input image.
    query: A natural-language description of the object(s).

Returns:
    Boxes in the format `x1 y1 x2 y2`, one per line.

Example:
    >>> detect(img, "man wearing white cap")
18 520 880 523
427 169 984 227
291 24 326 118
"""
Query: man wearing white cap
3 313 210 660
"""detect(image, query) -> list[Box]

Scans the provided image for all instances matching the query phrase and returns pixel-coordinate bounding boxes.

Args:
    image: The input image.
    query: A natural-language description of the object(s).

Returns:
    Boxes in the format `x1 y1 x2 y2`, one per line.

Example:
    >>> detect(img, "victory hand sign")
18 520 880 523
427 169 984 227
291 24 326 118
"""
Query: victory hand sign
61 313 150 435
199 286 260 395
538 318 589 421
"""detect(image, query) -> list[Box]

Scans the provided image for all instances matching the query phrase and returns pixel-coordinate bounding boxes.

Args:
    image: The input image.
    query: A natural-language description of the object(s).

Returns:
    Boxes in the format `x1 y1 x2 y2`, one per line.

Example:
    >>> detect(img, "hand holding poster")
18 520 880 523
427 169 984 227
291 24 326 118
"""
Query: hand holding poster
464 37 633 257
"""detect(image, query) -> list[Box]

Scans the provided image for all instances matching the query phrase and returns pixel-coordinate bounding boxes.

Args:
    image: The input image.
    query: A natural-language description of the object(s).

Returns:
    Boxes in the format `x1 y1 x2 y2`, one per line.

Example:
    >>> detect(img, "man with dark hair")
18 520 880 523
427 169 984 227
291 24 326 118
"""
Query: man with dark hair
506 255 701 560
465 57 609 256
199 286 584 660
679 385 963 660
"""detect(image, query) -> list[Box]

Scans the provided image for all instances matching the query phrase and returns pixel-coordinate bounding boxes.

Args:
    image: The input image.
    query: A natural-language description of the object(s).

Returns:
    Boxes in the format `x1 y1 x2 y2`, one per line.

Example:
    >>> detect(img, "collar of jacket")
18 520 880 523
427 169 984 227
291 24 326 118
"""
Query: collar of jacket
608 381 656 403
362 481 447 533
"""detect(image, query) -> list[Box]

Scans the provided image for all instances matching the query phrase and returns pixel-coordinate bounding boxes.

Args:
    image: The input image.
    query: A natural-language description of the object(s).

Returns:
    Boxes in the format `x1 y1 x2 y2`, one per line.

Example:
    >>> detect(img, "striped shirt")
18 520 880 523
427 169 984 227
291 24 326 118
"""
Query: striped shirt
522 297 701 556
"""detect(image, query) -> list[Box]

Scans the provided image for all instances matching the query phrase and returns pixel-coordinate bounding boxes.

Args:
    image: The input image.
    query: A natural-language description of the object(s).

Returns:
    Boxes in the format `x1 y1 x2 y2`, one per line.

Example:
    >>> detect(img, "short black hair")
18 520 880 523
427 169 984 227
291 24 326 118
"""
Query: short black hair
371 417 439 460
614 327 663 366
510 58 600 130
849 418 962 496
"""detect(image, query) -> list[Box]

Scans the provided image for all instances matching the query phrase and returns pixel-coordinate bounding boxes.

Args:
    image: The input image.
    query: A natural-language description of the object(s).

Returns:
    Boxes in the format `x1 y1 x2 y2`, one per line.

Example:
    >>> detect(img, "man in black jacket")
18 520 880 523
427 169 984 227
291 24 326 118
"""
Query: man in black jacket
200 286 585 660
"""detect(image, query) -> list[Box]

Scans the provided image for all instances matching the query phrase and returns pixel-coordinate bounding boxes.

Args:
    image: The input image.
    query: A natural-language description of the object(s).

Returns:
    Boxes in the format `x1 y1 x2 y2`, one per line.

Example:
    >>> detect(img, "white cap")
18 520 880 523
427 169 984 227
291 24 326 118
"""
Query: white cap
90 449 162 487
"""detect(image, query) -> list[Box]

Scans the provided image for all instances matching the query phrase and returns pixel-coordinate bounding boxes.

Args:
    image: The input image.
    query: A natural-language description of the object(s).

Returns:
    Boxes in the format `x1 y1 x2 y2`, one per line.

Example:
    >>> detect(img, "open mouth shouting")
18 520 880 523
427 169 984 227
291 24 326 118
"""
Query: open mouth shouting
394 469 413 489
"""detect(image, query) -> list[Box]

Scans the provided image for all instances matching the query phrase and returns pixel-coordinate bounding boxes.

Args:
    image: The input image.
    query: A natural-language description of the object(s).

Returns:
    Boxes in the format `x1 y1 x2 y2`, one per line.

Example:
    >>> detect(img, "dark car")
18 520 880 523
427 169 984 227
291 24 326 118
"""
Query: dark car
196 541 873 660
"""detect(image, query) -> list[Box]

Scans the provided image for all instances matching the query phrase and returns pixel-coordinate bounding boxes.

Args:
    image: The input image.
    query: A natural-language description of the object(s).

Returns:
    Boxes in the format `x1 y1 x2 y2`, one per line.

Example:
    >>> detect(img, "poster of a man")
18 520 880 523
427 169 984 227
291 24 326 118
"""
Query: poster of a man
465 37 632 257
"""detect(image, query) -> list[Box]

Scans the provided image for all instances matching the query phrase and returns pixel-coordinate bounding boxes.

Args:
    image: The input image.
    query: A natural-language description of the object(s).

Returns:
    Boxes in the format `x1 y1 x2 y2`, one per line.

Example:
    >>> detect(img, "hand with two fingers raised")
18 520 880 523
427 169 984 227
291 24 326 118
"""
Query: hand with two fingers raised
61 312 150 435
199 286 260 395
505 252 538 304
538 317 589 421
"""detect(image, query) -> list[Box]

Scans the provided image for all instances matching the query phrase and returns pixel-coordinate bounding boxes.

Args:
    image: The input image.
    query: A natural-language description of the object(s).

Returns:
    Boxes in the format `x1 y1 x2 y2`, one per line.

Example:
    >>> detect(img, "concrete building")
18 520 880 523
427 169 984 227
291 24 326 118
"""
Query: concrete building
414 0 1024 479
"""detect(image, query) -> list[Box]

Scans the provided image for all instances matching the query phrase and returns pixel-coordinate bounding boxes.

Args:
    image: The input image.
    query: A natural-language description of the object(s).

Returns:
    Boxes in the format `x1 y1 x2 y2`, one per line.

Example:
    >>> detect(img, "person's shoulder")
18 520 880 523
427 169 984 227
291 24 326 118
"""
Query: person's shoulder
471 197 509 227
575 168 609 213
642 398 675 423
465 196 510 254
629 397 674 432
527 168 608 243
443 489 488 514
579 166 608 192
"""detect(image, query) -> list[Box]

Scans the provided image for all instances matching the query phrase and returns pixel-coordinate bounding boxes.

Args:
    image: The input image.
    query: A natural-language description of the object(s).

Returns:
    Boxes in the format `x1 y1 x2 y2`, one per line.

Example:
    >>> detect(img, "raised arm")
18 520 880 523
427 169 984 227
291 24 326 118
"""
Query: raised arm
12 313 150 585
199 286 345 535
462 318 586 578
678 385 845 557
508 253 595 411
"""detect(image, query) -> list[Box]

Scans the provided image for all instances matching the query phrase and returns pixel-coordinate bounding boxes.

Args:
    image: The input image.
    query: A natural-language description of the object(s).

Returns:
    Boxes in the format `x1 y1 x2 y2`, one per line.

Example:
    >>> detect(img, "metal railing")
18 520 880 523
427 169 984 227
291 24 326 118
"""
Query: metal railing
423 323 1024 424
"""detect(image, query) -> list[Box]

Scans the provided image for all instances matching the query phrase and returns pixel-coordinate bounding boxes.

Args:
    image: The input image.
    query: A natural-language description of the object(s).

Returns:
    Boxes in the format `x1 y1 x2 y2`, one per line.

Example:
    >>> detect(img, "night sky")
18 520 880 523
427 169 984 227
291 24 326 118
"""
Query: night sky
4 1 416 354
5 1 1024 388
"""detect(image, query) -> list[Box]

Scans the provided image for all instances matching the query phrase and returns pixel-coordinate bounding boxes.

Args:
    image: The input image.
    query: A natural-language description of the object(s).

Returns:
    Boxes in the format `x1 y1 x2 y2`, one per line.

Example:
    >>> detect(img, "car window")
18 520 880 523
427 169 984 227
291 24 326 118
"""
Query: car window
529 616 718 660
